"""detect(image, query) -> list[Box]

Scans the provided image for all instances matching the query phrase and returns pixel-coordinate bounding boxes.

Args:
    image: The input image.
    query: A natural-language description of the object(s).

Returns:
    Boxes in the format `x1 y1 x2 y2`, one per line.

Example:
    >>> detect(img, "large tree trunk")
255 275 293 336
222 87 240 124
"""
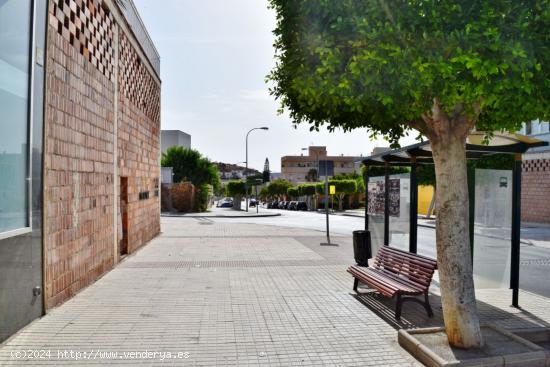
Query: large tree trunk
431 133 483 348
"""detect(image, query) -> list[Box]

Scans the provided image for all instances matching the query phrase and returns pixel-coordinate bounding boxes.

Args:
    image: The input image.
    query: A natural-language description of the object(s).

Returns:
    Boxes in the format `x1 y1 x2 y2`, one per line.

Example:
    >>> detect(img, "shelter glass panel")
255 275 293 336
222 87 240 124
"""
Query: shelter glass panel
472 169 512 289
389 174 410 252
367 176 385 256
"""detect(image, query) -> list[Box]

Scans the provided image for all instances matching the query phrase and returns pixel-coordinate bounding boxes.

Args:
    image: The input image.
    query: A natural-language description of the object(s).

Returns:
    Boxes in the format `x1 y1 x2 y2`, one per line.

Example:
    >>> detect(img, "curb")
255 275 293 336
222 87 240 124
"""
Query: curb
161 213 282 218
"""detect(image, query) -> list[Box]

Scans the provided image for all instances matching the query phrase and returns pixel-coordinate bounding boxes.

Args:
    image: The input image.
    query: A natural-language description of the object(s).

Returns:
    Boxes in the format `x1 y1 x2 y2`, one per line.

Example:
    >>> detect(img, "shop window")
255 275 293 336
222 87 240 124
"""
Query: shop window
0 0 32 236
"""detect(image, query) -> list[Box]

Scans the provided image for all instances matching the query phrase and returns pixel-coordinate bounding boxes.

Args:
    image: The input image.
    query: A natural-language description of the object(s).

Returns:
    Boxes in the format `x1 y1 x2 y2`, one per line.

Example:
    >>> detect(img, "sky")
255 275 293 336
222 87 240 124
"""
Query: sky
133 0 416 172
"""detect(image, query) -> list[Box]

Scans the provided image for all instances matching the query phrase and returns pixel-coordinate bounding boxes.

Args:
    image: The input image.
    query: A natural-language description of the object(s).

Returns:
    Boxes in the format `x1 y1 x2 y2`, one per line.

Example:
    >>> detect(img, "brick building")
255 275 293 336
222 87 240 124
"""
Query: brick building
0 0 160 342
281 146 360 183
519 121 550 224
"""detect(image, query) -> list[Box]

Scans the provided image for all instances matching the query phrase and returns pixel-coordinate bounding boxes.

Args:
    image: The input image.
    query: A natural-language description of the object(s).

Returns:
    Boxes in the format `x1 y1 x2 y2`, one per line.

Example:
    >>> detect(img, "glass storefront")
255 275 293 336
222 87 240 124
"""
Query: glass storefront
0 0 32 234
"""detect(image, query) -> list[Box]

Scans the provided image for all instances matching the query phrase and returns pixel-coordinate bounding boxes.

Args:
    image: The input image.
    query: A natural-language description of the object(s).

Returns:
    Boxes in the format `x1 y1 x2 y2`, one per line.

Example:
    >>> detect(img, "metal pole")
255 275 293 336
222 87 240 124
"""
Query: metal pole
325 168 330 245
511 154 522 307
245 131 249 212
384 162 390 246
364 167 369 231
410 157 418 253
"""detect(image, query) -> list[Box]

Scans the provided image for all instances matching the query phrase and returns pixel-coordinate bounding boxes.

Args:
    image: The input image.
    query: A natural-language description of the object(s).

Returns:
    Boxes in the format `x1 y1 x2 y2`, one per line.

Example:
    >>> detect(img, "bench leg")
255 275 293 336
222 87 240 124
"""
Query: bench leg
394 294 434 320
395 294 403 320
424 292 433 317
353 278 359 292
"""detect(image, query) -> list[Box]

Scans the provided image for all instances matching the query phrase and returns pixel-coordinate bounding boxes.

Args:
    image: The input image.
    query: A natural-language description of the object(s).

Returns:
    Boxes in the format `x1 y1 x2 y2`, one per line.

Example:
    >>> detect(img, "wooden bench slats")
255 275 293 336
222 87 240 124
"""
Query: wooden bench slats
348 246 437 319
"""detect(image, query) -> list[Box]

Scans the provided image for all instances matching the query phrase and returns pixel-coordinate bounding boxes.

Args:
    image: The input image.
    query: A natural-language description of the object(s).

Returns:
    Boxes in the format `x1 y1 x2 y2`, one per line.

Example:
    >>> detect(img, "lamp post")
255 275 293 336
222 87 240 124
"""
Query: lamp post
245 127 269 211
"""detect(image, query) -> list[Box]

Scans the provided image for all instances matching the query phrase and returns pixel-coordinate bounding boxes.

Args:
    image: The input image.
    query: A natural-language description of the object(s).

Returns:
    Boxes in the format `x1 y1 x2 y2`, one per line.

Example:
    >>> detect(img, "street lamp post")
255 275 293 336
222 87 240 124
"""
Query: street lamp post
245 127 269 212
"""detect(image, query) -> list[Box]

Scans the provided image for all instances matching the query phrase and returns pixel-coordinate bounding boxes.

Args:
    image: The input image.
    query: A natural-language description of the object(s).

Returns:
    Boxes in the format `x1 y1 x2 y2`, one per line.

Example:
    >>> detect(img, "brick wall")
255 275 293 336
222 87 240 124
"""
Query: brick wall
44 28 116 309
521 158 550 224
117 32 161 254
44 0 160 309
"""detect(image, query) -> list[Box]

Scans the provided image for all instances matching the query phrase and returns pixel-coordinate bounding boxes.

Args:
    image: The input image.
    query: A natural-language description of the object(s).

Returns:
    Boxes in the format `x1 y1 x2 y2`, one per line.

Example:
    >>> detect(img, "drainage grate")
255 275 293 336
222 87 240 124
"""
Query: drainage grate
520 258 550 266
120 259 346 269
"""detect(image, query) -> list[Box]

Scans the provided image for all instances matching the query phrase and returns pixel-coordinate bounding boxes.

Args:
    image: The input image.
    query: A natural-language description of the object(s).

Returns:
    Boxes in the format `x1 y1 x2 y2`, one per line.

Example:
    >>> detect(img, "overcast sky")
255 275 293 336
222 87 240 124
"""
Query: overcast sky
134 0 416 172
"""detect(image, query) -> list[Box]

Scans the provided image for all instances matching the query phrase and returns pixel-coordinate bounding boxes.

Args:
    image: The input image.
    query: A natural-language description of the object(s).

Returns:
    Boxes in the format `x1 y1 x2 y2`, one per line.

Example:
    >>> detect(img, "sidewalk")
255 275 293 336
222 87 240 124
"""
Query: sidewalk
0 218 419 366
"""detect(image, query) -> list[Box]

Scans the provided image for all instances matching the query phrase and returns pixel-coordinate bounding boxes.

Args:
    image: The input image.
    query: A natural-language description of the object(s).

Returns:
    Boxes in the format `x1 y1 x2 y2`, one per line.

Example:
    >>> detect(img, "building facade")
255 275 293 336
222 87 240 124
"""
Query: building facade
161 129 191 154
281 146 359 183
0 0 161 342
519 121 550 224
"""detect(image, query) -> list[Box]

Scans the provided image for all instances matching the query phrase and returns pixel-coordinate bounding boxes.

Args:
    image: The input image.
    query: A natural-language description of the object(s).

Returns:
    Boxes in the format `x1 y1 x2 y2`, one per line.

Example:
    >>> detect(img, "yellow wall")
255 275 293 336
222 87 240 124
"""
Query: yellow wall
418 185 434 215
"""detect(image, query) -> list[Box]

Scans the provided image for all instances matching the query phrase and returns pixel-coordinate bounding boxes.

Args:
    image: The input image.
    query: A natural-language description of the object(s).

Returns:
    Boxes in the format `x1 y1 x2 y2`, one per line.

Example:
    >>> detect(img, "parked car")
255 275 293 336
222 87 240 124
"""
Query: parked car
249 199 257 207
218 200 233 208
296 201 308 211
283 201 291 209
268 200 278 209
278 201 286 209
288 201 298 210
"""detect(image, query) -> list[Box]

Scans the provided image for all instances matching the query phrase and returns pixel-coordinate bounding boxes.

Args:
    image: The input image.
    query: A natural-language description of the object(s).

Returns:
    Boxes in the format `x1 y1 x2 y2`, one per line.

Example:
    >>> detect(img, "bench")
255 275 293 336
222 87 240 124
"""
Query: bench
347 246 437 320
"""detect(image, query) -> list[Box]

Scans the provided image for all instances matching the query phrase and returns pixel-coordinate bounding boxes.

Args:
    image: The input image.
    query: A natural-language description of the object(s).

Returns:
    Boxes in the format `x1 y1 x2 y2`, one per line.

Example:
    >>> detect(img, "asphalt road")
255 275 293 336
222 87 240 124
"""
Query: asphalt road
212 205 550 299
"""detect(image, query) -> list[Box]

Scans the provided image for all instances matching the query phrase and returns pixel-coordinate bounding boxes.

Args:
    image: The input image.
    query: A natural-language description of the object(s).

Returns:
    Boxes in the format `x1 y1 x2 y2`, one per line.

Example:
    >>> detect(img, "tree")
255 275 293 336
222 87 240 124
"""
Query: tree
298 184 317 210
267 178 294 198
162 147 221 192
226 180 246 210
329 179 358 211
268 0 550 348
287 187 299 199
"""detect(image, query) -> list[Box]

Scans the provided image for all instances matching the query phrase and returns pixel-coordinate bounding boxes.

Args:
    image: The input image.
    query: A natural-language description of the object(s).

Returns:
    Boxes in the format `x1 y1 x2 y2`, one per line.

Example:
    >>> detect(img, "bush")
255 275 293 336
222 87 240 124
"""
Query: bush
287 187 299 198
196 184 212 212
171 182 195 212
298 184 317 196
226 180 246 197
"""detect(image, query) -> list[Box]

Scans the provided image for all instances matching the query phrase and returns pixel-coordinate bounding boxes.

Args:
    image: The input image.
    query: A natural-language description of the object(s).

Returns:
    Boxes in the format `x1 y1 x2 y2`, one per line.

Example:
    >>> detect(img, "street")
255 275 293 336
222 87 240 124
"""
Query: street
214 205 550 299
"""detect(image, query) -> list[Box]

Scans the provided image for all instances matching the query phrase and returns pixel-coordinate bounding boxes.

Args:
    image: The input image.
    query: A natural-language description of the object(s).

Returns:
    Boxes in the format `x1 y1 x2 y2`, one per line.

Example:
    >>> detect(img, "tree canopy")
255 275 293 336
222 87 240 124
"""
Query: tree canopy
287 187 299 198
298 184 317 197
267 178 294 197
162 147 221 192
226 180 246 197
268 0 550 144
266 0 550 348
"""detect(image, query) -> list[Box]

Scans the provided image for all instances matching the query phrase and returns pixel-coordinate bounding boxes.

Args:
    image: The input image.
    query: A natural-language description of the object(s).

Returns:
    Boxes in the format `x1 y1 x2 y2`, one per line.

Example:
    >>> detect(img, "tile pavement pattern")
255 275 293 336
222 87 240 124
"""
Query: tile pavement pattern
5 219 550 365
0 219 421 366
43 0 161 310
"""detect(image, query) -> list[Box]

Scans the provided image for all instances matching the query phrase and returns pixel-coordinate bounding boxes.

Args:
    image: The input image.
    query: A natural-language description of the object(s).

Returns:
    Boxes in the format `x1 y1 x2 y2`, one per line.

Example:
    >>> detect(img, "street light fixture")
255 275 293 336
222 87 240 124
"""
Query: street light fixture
245 127 269 211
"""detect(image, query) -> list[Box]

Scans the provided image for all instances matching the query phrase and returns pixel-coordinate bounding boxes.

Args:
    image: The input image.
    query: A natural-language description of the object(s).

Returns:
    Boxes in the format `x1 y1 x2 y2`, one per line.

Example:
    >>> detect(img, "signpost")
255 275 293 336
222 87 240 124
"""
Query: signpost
246 177 264 213
318 160 334 245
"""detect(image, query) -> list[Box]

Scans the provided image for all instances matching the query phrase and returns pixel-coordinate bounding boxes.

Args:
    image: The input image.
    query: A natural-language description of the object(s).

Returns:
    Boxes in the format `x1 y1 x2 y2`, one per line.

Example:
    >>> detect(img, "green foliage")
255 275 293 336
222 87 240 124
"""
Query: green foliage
287 187 299 198
471 153 515 170
268 0 550 143
417 165 436 186
298 184 317 196
226 180 246 197
162 147 221 192
259 186 269 199
315 183 325 195
262 170 271 183
329 179 358 195
363 165 410 177
267 178 294 197
196 184 212 212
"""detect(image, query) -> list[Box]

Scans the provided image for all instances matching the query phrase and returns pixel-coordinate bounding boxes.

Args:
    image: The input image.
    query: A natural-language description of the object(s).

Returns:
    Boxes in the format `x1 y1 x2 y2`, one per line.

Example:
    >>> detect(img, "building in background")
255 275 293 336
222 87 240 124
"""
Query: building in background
281 146 360 183
161 129 191 154
519 121 550 224
0 0 161 342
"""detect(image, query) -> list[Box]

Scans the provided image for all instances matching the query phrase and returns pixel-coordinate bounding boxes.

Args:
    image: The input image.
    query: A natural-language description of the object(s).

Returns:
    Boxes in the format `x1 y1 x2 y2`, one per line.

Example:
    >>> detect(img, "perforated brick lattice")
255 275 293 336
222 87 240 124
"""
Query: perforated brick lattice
119 32 161 122
522 159 550 172
49 0 114 81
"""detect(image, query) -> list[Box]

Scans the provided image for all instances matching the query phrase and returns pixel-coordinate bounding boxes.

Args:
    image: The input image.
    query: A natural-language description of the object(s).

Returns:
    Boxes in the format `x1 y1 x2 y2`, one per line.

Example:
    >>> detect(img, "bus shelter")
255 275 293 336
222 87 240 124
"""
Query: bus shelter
361 132 548 307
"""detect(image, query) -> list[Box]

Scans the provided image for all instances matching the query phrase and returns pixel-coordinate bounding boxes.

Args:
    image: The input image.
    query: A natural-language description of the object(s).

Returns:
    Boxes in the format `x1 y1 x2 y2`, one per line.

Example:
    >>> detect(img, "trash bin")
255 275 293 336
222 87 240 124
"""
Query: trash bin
353 230 372 266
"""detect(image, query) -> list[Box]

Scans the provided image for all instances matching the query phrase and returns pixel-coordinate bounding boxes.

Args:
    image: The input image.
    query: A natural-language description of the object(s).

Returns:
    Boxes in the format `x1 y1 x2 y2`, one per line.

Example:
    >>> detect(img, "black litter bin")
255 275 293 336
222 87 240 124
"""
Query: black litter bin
352 230 372 266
